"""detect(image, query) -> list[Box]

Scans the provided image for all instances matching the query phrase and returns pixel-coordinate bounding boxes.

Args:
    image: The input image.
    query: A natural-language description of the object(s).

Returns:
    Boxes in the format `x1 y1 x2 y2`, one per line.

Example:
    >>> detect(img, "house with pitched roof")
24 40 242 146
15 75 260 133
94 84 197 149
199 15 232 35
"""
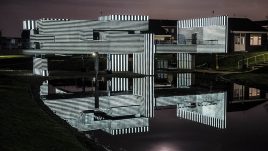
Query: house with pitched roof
228 18 268 52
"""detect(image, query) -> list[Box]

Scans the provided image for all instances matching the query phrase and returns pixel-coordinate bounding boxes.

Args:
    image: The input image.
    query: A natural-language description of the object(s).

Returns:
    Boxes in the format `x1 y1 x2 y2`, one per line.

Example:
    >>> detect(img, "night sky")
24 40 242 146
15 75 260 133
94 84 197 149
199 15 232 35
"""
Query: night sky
1 0 268 37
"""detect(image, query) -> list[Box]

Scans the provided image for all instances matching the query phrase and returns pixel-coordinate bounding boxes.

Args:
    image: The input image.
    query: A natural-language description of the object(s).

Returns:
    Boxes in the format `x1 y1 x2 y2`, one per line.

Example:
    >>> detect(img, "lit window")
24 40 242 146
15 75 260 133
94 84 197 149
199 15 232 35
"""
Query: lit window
250 34 262 46
249 88 260 97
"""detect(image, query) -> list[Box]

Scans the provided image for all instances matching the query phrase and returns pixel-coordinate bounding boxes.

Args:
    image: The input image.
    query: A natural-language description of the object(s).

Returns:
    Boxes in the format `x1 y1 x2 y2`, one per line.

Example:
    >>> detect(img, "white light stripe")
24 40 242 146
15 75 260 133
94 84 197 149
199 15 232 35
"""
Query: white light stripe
27 21 30 30
31 20 34 30
23 21 27 29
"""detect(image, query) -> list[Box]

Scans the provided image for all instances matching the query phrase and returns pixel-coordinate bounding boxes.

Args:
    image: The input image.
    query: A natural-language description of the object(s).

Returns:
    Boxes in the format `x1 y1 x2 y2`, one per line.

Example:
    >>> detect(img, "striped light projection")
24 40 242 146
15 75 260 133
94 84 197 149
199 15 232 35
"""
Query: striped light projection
133 76 155 118
177 73 192 88
99 15 149 21
99 15 155 117
40 81 48 96
176 92 227 129
177 53 192 69
33 57 48 76
109 54 129 92
110 126 149 135
177 16 228 53
102 15 151 92
133 33 155 75
132 33 155 116
34 15 231 136
155 92 226 129
23 15 149 55
23 18 69 30
43 91 150 135
78 116 149 135
23 20 37 30
178 16 228 28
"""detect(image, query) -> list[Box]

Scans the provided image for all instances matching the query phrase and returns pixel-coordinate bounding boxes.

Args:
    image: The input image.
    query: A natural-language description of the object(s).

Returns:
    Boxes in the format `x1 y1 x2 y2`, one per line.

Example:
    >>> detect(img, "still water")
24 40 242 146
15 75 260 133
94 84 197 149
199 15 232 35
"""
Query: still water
40 73 268 151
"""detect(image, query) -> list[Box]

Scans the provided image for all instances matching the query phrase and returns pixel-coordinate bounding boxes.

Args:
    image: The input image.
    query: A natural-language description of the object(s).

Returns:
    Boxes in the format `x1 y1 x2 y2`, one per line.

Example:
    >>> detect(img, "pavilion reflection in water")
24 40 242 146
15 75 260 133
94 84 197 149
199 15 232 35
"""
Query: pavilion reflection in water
176 92 226 129
41 74 229 135
41 76 154 135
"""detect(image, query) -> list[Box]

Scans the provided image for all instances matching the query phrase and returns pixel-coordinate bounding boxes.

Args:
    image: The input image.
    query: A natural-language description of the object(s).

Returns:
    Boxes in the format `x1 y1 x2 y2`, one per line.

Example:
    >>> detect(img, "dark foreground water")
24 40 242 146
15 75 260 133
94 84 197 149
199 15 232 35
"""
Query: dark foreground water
41 73 268 151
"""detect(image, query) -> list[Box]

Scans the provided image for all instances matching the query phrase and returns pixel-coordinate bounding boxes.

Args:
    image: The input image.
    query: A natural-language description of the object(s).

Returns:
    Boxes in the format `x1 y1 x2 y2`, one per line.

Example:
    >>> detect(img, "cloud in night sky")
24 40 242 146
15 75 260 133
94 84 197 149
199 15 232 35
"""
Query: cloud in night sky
0 0 268 36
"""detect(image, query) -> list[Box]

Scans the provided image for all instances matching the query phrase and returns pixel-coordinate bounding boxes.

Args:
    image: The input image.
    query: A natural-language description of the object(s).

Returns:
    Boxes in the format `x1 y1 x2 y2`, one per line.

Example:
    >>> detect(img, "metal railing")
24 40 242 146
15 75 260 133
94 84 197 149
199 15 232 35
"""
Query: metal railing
154 40 177 44
179 39 218 45
237 53 268 69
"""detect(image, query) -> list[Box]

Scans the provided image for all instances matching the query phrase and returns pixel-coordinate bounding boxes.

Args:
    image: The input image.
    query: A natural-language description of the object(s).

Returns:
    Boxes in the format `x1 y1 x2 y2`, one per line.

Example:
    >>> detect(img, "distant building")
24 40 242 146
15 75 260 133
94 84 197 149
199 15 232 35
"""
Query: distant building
0 30 22 50
0 36 22 50
228 18 268 52
173 17 268 53
255 20 268 30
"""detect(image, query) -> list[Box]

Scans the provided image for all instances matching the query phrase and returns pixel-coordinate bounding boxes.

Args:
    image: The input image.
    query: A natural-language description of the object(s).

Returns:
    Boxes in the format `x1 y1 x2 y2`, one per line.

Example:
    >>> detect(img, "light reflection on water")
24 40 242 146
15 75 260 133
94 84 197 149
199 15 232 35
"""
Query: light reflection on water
148 142 179 151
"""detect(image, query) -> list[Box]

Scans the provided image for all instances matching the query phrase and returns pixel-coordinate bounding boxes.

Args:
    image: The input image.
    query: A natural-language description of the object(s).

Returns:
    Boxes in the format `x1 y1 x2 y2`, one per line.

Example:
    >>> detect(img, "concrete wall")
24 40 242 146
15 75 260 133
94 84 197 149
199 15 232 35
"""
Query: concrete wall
177 16 228 53
24 15 149 54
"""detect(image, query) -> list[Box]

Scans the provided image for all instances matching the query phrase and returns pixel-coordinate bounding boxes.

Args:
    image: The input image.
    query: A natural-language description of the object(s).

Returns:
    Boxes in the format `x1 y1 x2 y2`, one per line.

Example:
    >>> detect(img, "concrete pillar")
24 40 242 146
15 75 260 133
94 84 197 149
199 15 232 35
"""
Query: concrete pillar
40 81 48 96
33 56 48 76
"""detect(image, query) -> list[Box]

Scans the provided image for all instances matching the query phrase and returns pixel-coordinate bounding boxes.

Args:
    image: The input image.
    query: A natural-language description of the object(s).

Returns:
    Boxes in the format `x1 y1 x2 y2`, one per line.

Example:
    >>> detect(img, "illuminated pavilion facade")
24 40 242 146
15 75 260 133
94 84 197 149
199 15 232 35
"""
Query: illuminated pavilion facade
23 15 228 134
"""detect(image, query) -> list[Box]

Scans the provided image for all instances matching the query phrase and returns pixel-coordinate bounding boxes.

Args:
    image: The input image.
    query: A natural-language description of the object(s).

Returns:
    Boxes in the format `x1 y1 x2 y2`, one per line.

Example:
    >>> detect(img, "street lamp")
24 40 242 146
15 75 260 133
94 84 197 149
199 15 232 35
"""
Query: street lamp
92 52 97 57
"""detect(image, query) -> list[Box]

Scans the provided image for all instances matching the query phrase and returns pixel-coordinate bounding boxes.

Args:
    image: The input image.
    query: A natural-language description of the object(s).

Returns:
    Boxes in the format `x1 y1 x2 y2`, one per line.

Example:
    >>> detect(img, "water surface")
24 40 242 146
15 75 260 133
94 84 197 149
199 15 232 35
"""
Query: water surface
41 73 268 151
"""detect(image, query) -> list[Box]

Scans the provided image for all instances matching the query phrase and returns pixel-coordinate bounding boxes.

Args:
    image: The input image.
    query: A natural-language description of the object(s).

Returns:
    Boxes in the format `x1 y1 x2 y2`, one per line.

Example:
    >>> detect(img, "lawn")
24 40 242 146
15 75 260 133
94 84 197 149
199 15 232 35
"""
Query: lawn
195 51 268 91
196 51 268 71
218 51 268 70
0 74 106 151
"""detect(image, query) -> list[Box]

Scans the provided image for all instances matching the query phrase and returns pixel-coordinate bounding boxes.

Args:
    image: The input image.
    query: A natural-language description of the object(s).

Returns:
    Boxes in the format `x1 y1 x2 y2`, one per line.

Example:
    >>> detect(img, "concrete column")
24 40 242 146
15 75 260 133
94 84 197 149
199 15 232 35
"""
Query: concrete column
33 56 48 76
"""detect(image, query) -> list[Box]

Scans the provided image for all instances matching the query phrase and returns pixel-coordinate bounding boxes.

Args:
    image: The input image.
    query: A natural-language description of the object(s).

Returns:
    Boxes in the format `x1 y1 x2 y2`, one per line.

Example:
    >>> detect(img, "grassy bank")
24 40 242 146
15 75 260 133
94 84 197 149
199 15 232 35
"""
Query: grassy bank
218 51 268 70
196 51 268 71
0 74 106 151
195 51 268 91
0 55 32 70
